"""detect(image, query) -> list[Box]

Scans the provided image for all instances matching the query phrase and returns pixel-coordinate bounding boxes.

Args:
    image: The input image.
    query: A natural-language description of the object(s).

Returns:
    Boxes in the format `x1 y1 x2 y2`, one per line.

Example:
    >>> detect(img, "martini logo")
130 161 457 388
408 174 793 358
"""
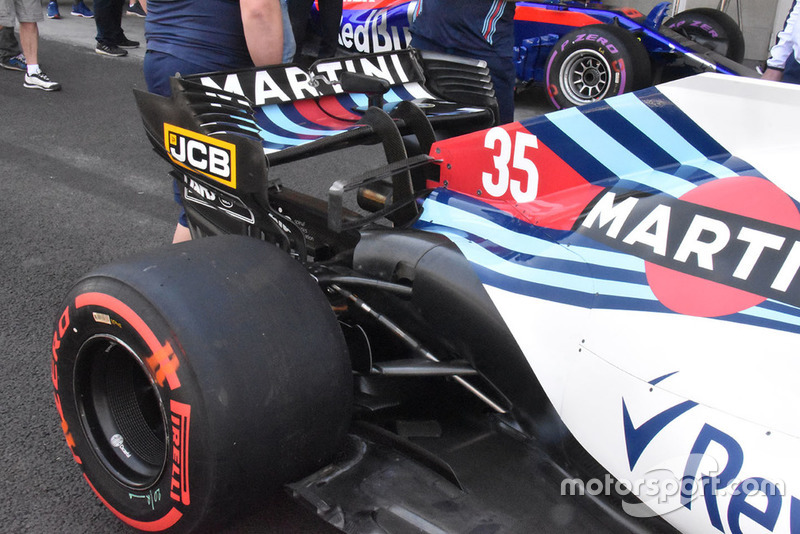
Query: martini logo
579 176 800 316
164 124 236 189
198 51 418 106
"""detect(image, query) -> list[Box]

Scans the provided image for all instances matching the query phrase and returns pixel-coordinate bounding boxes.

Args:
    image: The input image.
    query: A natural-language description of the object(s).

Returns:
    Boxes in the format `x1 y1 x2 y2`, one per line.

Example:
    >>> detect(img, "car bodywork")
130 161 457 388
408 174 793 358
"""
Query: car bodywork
322 1 756 101
59 44 800 534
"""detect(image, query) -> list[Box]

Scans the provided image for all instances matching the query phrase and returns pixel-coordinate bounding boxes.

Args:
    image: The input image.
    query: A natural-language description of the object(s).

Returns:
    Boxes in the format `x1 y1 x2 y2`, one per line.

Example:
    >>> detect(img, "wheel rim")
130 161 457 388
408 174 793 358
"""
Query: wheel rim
560 49 612 106
73 334 168 488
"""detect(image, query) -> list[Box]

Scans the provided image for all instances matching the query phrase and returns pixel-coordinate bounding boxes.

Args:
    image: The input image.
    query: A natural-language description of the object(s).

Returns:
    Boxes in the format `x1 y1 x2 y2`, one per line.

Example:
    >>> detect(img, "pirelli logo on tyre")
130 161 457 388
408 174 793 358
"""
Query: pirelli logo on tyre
164 124 237 189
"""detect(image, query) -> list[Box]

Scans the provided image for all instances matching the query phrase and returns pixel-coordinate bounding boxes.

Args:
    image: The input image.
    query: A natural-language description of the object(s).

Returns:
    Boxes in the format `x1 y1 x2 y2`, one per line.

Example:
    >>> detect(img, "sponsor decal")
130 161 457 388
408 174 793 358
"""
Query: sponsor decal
198 51 419 107
616 397 800 532
563 32 620 54
110 433 133 458
164 124 236 189
169 400 191 506
579 177 800 315
182 175 256 225
338 4 414 53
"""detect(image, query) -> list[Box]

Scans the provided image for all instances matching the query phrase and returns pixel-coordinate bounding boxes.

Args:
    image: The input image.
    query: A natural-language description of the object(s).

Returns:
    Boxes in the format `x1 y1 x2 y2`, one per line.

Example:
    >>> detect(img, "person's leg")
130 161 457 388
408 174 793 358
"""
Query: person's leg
317 0 342 58
144 49 216 242
17 17 59 89
13 0 42 64
287 0 314 61
93 0 123 44
409 33 514 124
17 20 37 65
110 0 125 41
280 0 295 63
0 25 21 61
484 54 516 124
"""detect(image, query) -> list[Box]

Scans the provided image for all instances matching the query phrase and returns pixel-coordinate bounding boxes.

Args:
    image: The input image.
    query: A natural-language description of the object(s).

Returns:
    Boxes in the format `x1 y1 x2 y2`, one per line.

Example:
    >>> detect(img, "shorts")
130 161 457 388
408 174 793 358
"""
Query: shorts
0 0 44 26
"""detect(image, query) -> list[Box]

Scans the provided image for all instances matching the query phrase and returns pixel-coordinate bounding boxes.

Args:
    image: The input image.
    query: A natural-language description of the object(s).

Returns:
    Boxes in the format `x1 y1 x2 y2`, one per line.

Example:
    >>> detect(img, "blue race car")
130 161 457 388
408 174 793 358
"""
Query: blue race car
320 0 757 108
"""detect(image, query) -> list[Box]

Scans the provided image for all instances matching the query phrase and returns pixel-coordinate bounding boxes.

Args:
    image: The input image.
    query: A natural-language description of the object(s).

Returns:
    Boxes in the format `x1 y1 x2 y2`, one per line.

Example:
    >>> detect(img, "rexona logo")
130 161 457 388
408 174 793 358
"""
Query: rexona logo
164 124 237 189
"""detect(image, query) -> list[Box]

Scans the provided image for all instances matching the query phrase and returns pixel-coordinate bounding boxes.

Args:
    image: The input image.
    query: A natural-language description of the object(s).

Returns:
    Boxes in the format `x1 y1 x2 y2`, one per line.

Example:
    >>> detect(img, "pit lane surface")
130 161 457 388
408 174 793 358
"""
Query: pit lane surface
0 8 548 533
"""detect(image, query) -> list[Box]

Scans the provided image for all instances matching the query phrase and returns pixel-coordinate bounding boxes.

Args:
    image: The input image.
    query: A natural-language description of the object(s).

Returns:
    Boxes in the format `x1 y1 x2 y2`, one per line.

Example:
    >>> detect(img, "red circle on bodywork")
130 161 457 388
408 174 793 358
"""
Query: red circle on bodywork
646 176 800 317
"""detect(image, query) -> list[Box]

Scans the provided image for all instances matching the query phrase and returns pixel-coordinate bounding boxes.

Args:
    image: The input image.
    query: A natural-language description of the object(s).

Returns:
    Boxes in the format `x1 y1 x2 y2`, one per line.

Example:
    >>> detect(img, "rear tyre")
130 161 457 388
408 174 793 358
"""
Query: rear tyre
545 24 651 109
51 235 352 533
665 8 745 63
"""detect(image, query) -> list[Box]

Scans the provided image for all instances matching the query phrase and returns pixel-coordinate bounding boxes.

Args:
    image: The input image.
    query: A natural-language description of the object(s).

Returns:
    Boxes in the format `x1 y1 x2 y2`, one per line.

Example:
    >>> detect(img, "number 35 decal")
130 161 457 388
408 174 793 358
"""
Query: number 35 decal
482 127 539 203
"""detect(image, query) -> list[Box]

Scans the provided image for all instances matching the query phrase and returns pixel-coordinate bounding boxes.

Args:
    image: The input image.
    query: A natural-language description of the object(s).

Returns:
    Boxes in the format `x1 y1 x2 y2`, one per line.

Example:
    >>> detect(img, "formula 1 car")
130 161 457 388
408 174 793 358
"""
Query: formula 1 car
318 0 757 108
51 45 800 534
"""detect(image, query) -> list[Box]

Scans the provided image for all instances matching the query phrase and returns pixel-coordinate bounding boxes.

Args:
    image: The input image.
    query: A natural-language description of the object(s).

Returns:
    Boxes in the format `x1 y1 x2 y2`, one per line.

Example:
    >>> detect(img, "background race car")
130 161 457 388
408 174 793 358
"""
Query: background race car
312 0 758 108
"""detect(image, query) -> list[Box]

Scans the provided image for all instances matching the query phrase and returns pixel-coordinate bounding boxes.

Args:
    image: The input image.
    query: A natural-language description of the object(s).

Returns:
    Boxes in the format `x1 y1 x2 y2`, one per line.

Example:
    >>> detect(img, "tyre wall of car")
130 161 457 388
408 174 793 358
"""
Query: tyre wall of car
545 23 651 109
665 7 745 63
51 235 353 533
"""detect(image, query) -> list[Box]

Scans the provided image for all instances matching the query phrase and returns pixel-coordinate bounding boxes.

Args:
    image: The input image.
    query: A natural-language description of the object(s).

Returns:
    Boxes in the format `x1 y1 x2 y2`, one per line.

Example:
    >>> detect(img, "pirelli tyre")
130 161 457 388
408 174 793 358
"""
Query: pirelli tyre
665 7 745 63
545 24 651 109
51 235 353 533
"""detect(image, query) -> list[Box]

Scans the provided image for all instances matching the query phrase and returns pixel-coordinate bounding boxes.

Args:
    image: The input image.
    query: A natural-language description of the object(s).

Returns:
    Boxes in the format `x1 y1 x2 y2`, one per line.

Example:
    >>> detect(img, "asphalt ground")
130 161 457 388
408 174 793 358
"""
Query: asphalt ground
0 4 549 533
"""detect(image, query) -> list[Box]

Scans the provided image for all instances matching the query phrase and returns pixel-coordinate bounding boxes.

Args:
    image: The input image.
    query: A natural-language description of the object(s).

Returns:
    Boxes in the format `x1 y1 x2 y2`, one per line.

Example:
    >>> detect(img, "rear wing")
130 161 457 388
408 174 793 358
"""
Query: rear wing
134 49 498 189
133 49 499 243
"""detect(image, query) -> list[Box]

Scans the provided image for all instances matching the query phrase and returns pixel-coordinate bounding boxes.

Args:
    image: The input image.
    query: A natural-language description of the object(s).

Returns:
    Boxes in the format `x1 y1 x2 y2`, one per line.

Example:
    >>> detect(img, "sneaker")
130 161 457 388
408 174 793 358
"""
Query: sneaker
126 2 145 17
24 70 61 91
47 1 61 19
0 54 27 72
115 37 140 48
95 42 127 57
71 1 94 17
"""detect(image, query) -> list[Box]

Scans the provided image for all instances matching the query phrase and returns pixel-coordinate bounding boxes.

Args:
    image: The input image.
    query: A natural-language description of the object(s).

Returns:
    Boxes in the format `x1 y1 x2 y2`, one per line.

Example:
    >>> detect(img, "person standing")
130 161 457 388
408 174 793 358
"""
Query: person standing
763 0 800 84
0 0 61 90
410 0 516 124
140 0 285 242
94 0 139 56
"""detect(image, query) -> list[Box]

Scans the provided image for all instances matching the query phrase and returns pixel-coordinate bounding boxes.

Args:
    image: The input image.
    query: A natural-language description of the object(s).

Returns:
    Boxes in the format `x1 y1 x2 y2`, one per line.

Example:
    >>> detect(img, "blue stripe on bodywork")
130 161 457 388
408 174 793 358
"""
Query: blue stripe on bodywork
260 105 351 138
418 190 800 333
604 94 735 179
546 106 697 197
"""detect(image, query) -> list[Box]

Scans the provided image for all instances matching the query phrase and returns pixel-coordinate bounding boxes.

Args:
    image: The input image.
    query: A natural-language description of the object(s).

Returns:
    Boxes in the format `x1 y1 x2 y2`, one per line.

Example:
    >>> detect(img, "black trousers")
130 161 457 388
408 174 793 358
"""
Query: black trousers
0 26 21 61
94 0 125 45
287 0 342 61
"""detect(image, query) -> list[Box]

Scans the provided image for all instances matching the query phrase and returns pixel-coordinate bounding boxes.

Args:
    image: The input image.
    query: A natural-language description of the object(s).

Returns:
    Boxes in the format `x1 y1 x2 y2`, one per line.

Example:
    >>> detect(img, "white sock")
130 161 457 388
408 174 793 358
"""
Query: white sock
27 64 41 76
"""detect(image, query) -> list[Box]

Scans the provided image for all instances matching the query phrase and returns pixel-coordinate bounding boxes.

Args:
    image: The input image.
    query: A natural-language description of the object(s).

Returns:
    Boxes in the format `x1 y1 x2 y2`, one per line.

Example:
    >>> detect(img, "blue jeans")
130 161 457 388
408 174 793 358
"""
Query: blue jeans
144 50 217 227
280 0 296 63
783 55 800 85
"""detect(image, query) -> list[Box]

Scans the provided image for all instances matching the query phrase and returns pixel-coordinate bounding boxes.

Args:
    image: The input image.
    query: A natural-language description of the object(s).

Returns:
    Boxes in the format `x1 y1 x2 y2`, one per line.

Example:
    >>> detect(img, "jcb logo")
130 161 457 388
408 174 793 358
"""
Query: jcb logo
164 124 237 189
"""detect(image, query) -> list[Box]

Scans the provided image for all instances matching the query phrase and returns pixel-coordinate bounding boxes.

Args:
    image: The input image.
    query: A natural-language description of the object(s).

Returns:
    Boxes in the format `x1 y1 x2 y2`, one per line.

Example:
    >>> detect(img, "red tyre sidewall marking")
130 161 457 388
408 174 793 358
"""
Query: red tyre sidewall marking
75 292 162 355
52 306 81 464
611 58 627 96
66 291 186 531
